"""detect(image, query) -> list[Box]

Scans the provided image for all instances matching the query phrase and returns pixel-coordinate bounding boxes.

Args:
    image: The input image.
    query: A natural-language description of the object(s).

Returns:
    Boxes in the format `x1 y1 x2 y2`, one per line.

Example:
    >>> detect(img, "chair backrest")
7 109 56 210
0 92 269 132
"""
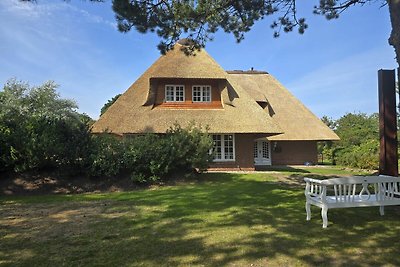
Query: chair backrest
305 176 400 203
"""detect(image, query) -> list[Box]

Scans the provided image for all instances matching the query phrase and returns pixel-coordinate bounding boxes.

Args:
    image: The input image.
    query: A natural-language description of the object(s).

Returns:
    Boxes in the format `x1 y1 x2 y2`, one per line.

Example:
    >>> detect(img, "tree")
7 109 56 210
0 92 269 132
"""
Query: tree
318 112 380 168
321 116 337 131
100 94 121 116
0 79 91 172
318 116 337 163
335 112 379 148
334 113 380 169
109 1 399 72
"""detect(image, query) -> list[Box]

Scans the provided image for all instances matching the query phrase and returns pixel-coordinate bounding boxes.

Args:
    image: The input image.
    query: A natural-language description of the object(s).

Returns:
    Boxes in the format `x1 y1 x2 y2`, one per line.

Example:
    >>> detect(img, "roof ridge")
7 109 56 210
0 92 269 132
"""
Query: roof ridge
226 70 269 74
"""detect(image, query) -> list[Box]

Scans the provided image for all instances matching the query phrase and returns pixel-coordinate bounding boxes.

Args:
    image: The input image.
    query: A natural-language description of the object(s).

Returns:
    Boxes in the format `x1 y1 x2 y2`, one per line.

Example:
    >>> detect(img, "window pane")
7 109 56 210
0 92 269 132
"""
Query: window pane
192 85 211 102
203 86 211 102
166 85 184 102
193 86 201 102
262 141 269 158
223 135 234 160
212 135 222 160
166 86 174 102
176 86 184 101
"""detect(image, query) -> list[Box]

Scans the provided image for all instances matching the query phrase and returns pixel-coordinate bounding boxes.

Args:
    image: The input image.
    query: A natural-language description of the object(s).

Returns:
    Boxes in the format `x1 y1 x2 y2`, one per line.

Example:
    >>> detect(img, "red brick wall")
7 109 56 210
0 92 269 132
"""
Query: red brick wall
209 133 266 170
209 139 318 169
271 141 317 165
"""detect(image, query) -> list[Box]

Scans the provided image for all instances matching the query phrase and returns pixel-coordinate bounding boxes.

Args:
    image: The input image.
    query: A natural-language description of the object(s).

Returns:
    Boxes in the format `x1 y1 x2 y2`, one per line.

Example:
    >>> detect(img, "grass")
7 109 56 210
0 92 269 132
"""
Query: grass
0 167 399 266
262 165 373 175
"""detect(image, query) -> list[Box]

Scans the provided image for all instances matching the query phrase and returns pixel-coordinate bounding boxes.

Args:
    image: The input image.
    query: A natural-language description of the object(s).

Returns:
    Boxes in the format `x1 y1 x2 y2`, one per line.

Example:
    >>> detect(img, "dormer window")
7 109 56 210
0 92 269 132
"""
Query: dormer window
192 85 211 102
165 85 185 102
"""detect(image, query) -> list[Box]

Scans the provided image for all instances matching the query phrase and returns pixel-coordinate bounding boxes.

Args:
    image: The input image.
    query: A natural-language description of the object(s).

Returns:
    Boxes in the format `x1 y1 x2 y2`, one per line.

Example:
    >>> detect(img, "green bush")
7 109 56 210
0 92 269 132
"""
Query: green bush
167 123 213 172
0 79 92 173
335 140 379 169
319 113 380 170
123 134 168 181
87 123 213 183
87 134 126 177
0 79 213 181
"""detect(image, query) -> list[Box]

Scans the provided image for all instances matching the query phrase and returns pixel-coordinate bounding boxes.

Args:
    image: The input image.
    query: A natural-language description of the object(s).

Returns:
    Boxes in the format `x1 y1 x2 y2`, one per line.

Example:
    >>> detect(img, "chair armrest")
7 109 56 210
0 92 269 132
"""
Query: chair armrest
304 178 324 184
304 178 327 202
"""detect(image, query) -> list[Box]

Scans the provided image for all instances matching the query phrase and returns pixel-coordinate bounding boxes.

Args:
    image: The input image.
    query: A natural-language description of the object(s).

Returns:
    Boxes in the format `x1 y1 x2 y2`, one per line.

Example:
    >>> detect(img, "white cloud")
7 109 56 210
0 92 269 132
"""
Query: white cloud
0 0 123 119
286 45 397 118
0 0 115 28
1 0 65 19
70 5 117 30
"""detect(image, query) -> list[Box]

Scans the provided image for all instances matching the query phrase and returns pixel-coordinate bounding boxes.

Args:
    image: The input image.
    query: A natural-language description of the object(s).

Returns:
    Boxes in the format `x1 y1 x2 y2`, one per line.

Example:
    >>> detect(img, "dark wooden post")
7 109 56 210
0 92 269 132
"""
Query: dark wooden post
378 69 398 176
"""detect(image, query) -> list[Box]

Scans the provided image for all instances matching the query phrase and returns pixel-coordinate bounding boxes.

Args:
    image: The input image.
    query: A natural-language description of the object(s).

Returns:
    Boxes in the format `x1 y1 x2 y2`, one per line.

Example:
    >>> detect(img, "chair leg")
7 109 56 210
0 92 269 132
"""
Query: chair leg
306 201 311 221
321 206 328 228
379 206 385 216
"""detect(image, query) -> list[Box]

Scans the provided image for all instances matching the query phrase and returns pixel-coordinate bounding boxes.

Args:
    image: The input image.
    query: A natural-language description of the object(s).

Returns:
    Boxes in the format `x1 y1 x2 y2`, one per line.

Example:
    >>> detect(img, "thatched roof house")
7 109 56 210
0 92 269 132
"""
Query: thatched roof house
92 41 339 170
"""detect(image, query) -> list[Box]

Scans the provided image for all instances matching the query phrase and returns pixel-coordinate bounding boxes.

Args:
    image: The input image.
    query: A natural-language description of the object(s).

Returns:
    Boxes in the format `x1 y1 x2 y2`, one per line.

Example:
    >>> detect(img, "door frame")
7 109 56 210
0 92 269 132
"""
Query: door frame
254 140 272 166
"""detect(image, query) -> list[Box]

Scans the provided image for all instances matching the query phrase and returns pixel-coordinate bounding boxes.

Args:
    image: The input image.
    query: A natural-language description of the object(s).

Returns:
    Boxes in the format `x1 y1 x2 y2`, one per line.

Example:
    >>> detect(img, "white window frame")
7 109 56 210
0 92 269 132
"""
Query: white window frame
192 85 211 103
165 85 185 102
254 140 272 166
212 134 235 162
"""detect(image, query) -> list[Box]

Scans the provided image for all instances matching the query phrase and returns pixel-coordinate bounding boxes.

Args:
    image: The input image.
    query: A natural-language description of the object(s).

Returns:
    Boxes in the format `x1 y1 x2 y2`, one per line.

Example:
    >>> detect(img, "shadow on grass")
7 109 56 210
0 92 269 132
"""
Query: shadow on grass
255 165 311 173
1 172 399 266
283 173 341 186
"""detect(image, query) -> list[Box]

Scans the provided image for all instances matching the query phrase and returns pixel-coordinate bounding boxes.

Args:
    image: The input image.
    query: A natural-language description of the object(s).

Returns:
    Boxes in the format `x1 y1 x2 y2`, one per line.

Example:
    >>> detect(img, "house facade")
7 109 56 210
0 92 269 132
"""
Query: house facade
91 40 339 170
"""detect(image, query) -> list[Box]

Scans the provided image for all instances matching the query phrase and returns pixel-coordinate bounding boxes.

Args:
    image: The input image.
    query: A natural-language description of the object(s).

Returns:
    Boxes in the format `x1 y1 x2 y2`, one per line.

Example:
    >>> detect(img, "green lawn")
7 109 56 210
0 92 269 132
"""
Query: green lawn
1 168 399 266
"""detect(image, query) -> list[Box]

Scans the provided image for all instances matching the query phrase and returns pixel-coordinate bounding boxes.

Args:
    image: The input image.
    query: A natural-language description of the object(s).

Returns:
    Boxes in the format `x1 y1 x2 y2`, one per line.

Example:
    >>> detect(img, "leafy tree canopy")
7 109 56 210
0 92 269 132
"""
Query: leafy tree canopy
319 112 380 169
1 78 78 119
100 93 121 116
109 0 399 68
0 79 90 172
334 112 379 148
321 116 337 131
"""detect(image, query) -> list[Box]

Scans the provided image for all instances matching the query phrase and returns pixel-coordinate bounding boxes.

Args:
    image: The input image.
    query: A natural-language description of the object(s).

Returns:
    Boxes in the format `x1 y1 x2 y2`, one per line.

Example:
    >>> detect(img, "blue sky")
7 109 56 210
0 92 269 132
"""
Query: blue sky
0 0 397 120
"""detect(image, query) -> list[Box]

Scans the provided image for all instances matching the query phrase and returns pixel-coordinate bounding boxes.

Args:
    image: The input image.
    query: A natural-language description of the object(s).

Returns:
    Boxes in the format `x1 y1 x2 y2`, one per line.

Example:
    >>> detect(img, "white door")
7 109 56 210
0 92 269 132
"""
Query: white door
254 140 271 166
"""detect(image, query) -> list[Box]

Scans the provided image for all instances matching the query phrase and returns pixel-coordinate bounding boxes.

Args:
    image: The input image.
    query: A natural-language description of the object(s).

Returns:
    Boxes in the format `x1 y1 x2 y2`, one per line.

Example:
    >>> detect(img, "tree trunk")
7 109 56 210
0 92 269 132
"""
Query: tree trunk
387 0 400 175
387 0 400 79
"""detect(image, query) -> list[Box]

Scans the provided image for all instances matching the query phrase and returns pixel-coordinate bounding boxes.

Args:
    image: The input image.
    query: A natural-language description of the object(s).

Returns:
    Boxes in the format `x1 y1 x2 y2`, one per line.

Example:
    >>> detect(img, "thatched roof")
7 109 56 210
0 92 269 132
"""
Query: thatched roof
91 44 282 135
150 42 227 79
227 71 340 141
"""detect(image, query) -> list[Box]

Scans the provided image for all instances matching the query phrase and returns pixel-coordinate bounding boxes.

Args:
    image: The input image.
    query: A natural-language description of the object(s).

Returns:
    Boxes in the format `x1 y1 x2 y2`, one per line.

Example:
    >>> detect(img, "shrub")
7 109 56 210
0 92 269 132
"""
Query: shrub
87 123 213 182
335 140 379 170
164 123 213 173
123 134 167 181
0 79 213 181
319 112 380 170
87 134 126 177
0 79 92 173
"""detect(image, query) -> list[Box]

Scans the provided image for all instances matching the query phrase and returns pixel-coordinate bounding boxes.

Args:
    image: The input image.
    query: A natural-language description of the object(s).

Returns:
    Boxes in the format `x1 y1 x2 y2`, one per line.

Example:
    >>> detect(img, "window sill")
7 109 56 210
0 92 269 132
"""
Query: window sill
213 159 235 162
155 102 223 109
